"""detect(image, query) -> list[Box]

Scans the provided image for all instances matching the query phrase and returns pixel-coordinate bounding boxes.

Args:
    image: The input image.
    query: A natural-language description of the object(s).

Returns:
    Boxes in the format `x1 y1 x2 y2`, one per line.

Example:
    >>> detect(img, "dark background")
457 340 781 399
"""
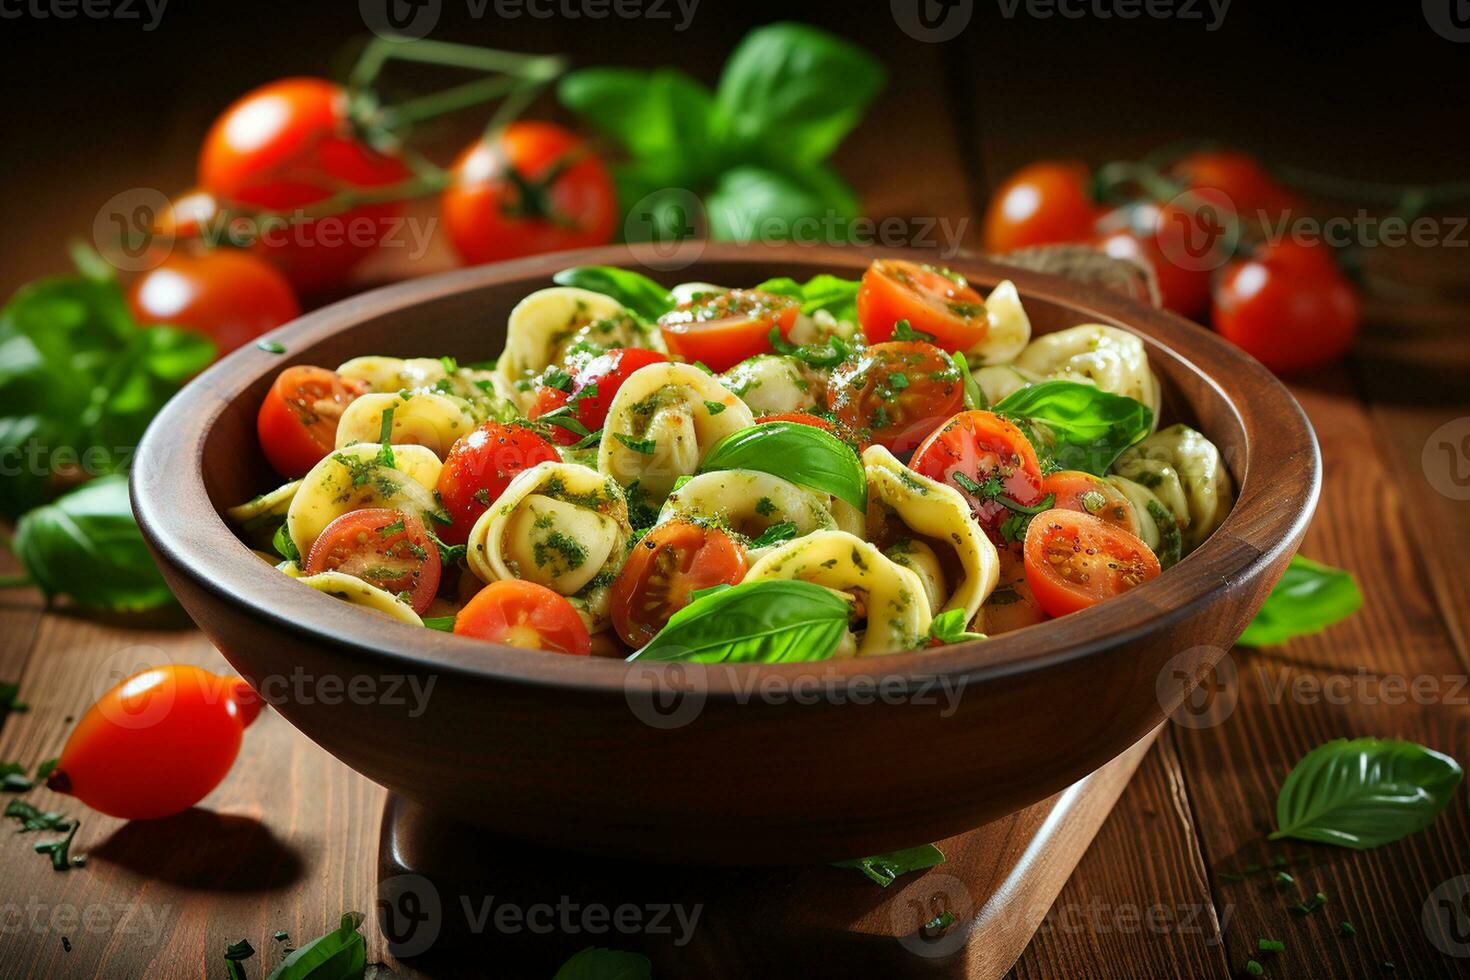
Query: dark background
2 0 1464 299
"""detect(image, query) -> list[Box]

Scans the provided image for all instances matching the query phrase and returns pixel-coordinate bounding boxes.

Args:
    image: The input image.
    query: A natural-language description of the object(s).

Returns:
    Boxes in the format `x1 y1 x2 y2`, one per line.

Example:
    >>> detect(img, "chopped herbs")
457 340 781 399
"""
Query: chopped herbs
1339 921 1355 937
891 318 935 343
613 433 658 455
534 531 588 571
704 400 727 415
3 772 34 792
754 496 776 517
1245 960 1264 976
34 819 79 871
422 616 455 632
1291 892 1328 916
1148 499 1183 569
256 340 287 354
1258 939 1285 953
5 799 72 833
748 522 798 549
923 910 955 933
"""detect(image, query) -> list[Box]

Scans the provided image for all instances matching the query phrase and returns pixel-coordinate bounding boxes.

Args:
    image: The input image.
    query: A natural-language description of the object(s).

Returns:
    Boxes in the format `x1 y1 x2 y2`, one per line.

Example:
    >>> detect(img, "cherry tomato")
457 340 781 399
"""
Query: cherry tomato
529 347 670 445
910 410 1044 541
982 544 1049 635
981 160 1100 253
45 665 260 820
153 188 220 241
128 250 300 357
1168 150 1298 225
256 365 368 479
609 520 748 648
434 421 561 545
827 341 963 453
1211 240 1360 374
455 580 591 655
199 77 411 293
657 290 798 372
305 508 442 613
1039 470 1138 535
1023 509 1161 617
441 121 616 266
1095 200 1222 319
855 260 989 349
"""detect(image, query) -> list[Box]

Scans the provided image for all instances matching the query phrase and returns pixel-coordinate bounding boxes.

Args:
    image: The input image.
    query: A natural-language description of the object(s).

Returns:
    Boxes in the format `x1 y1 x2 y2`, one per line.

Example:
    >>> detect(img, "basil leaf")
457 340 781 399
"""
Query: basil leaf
553 947 652 980
272 522 301 564
9 475 174 612
924 608 983 646
1269 738 1462 849
705 164 859 243
631 579 851 664
558 67 721 184
1238 556 1363 648
715 22 886 168
833 843 945 887
422 616 456 632
753 273 861 322
699 421 866 509
266 912 366 980
747 521 798 549
552 266 673 322
995 380 1153 476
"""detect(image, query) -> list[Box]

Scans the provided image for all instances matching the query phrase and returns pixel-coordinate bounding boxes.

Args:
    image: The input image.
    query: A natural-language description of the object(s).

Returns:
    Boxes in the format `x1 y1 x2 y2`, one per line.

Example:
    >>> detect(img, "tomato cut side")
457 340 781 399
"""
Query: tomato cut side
1023 509 1161 617
455 580 591 655
910 410 1044 541
856 260 989 350
256 365 367 478
610 520 748 648
435 422 561 545
1039 470 1138 535
657 290 798 372
305 508 442 613
827 341 963 453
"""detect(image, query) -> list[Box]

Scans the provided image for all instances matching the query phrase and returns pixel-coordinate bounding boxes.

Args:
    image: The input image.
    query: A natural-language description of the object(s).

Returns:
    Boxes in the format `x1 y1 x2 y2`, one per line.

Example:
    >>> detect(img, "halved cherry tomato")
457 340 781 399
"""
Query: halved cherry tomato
657 290 798 372
46 665 260 820
910 410 1044 541
128 250 300 357
1023 509 1161 617
529 347 670 445
305 508 441 613
981 160 1100 254
1168 150 1298 225
827 341 963 453
455 580 590 656
1039 470 1138 535
256 365 368 478
441 121 617 265
982 544 1049 635
199 77 411 293
1211 239 1360 374
855 260 989 349
434 421 560 545
609 520 747 648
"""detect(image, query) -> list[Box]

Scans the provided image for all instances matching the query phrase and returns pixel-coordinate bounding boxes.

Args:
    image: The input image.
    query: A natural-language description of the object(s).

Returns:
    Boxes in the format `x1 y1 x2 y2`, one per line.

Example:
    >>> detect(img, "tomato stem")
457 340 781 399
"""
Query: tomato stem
1266 164 1470 220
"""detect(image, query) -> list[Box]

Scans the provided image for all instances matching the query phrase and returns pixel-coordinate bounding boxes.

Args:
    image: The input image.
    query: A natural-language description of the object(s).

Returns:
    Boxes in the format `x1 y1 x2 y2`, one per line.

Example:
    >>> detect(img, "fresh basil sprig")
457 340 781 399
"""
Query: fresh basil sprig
753 273 860 322
994 380 1152 476
552 266 673 322
1269 738 1462 849
1238 556 1363 648
631 579 851 664
923 608 984 647
5 475 174 612
553 947 652 980
833 843 945 887
699 421 866 509
265 912 366 980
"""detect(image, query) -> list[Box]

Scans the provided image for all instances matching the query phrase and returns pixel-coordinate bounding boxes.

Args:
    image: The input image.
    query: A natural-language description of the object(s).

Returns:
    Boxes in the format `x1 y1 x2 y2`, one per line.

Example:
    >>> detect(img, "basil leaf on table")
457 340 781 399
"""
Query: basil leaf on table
699 421 866 509
265 912 366 980
1269 738 1462 849
631 579 851 664
833 843 946 887
752 273 861 323
553 947 652 980
994 380 1153 476
7 475 174 612
552 266 674 322
1237 556 1363 648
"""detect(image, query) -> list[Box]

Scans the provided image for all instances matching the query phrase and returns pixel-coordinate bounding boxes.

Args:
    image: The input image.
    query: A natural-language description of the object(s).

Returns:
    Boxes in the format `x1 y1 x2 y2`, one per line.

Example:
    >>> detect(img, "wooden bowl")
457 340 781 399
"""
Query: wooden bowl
132 243 1319 864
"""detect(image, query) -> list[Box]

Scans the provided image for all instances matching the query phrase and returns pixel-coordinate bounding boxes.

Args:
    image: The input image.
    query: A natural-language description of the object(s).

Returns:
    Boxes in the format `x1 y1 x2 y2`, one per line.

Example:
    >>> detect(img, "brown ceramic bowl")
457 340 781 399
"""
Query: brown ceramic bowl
132 243 1318 864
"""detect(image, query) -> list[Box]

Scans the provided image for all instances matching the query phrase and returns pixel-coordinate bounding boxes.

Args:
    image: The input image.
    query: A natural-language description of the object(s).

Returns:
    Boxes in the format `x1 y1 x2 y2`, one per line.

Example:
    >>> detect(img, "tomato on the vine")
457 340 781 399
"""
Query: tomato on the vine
455 580 591 656
910 410 1045 542
128 250 300 357
434 421 561 544
1023 509 1160 617
981 160 1100 253
256 365 368 478
199 77 411 293
1095 200 1224 319
656 290 798 372
441 121 616 266
305 508 442 613
827 341 963 453
855 260 989 349
528 347 669 445
1168 150 1298 225
1211 239 1360 374
609 520 748 648
46 665 260 820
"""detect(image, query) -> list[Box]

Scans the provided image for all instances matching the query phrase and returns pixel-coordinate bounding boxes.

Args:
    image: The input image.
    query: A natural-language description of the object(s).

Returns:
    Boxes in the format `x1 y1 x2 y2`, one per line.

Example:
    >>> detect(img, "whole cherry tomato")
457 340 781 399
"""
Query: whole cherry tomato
434 421 561 544
128 250 300 357
199 77 411 293
1168 150 1298 225
1211 240 1360 374
1095 200 1220 320
981 161 1100 254
827 341 964 453
46 665 260 820
256 366 368 478
441 121 616 266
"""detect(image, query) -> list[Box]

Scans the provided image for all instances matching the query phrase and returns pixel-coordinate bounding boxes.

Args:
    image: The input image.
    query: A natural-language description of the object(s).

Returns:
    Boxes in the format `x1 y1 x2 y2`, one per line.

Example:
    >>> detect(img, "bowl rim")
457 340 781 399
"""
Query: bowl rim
132 242 1320 698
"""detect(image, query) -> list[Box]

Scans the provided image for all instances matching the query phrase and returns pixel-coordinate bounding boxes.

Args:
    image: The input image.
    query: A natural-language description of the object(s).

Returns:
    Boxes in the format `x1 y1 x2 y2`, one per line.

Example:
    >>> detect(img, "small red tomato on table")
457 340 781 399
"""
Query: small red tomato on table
128 250 299 357
981 160 1100 253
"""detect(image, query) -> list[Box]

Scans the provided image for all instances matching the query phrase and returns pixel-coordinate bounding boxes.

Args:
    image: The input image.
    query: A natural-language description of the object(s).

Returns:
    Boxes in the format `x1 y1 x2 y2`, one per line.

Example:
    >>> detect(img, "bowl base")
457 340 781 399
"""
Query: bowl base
374 726 1161 976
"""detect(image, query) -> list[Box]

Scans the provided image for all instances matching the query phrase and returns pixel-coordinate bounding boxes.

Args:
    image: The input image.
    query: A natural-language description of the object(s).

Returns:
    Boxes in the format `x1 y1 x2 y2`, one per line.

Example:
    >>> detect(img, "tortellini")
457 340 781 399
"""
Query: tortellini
598 363 754 499
338 356 450 392
971 364 1041 407
657 470 836 554
965 280 1032 366
334 391 478 458
466 462 633 631
285 443 444 558
1112 424 1234 553
1105 474 1175 555
337 355 515 423
297 571 424 626
743 531 932 655
227 479 301 545
718 355 817 415
1014 324 1161 423
863 445 999 628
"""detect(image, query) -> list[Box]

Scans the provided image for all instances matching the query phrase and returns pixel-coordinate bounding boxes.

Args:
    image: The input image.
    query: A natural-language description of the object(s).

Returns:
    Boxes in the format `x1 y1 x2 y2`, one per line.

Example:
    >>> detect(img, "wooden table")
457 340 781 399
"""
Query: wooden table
2 10 1468 979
